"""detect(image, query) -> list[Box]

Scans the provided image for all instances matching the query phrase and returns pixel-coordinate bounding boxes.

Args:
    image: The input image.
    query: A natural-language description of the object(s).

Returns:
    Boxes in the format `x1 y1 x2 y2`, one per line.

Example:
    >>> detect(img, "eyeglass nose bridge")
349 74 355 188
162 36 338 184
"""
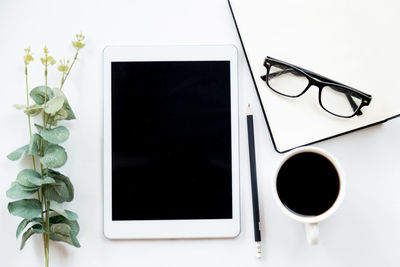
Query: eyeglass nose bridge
308 78 324 89
297 79 320 97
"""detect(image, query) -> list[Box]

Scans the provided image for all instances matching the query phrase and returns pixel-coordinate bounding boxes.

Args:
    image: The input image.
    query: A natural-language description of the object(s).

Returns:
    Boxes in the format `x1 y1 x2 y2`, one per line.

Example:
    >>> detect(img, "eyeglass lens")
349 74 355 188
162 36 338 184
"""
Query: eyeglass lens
320 85 362 117
268 64 309 97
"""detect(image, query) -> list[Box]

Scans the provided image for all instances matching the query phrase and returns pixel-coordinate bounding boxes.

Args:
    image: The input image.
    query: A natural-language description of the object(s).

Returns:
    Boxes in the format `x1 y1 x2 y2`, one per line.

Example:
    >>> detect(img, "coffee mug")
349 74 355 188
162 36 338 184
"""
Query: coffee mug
272 146 345 245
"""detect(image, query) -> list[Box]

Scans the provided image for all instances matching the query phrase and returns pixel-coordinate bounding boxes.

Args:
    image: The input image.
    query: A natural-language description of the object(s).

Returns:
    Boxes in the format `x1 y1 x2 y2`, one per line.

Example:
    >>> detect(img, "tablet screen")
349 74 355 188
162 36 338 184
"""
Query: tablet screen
112 61 232 221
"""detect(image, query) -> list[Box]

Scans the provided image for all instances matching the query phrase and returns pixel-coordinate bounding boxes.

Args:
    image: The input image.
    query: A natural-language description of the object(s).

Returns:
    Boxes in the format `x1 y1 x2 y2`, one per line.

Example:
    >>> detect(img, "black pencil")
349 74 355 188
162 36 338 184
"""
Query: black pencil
246 104 262 258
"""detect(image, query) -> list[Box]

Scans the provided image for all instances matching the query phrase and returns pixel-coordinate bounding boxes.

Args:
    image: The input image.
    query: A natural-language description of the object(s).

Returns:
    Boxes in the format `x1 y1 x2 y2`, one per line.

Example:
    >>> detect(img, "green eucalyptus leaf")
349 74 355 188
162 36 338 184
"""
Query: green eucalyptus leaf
44 96 64 115
16 169 41 188
30 86 53 105
70 234 81 247
28 133 43 156
52 88 62 97
20 227 35 250
50 201 78 220
47 170 74 202
54 108 68 121
35 124 69 144
49 223 80 247
52 88 65 98
32 224 45 234
6 182 38 199
16 219 30 238
40 144 67 168
49 201 66 217
48 182 70 203
50 215 80 247
16 218 42 238
8 199 42 219
63 101 76 120
50 215 79 235
7 144 29 161
24 104 43 116
9 180 39 192
27 176 56 187
51 223 70 236
65 210 78 220
49 215 64 224
19 182 40 191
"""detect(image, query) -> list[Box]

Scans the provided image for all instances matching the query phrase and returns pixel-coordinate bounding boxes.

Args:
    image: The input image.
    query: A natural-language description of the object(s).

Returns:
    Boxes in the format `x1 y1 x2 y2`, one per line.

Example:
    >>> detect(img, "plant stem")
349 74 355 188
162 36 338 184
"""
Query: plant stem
41 55 50 267
44 195 49 267
43 57 48 130
39 188 46 266
25 66 36 171
45 248 49 267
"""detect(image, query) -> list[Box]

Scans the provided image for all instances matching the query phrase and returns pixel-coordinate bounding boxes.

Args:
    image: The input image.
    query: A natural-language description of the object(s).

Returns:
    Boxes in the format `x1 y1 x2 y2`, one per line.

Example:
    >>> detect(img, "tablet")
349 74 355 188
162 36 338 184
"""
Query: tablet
103 45 240 239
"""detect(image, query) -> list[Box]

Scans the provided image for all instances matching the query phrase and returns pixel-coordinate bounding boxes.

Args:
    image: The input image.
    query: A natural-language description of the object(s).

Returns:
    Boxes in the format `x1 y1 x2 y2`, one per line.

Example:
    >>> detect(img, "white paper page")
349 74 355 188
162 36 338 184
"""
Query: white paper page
229 0 400 152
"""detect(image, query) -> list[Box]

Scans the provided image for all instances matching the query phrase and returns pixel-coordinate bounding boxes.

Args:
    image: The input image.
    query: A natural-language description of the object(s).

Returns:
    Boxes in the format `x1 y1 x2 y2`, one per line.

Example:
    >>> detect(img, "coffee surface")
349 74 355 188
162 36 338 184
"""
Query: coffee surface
276 152 340 216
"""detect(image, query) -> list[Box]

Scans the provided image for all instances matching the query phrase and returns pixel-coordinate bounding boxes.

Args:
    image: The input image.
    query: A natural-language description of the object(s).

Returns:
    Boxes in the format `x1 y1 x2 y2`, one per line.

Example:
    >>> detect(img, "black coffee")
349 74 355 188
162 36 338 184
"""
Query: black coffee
276 152 340 216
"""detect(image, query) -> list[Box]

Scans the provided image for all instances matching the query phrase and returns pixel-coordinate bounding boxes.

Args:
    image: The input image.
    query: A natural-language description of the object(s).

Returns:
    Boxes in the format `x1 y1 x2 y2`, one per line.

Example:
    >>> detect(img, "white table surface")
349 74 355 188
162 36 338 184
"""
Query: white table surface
1 0 400 266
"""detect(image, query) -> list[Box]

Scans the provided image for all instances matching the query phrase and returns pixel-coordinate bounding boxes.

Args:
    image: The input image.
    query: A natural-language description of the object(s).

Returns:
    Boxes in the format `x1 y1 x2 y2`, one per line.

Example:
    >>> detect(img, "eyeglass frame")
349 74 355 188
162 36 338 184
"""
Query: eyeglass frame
260 56 372 118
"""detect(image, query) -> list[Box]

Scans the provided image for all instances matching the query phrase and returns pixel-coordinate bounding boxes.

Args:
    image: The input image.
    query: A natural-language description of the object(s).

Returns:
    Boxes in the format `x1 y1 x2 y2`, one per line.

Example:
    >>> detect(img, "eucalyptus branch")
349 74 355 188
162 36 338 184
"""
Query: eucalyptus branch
43 50 49 267
59 33 85 90
60 50 78 90
6 33 84 267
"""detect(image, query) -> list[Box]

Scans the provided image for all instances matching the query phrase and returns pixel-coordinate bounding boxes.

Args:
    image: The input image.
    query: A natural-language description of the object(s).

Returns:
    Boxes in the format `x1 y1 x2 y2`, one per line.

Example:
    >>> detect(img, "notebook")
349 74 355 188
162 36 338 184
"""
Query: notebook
228 0 400 152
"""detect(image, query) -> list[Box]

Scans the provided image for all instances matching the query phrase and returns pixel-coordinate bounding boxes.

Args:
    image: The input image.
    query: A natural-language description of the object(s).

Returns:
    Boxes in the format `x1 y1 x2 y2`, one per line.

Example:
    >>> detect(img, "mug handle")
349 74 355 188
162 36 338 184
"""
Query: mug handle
305 223 319 245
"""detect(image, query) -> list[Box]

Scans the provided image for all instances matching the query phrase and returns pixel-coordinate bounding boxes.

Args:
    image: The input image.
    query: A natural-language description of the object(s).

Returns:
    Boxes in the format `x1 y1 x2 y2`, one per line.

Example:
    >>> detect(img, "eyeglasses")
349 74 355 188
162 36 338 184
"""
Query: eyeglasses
260 57 372 118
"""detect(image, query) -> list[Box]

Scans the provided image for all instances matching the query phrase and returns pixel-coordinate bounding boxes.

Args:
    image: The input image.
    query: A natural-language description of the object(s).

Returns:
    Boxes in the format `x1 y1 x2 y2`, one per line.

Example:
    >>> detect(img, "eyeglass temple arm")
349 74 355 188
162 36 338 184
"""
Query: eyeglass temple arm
266 68 362 115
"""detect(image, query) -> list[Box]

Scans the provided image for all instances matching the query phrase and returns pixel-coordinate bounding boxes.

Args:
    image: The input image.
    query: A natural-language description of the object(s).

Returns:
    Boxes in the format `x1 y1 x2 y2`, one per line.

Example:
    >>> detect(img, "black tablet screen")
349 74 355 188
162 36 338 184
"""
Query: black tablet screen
111 61 232 220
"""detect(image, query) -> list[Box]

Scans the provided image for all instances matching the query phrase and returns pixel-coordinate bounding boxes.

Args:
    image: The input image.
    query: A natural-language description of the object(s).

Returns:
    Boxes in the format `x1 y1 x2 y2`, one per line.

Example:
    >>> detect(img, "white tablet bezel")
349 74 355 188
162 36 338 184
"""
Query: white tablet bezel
103 45 240 239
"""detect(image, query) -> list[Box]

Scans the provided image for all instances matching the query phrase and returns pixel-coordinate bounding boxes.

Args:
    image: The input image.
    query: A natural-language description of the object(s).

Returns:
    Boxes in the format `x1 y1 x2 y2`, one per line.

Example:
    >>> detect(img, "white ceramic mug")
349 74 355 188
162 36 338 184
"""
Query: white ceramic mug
272 146 345 245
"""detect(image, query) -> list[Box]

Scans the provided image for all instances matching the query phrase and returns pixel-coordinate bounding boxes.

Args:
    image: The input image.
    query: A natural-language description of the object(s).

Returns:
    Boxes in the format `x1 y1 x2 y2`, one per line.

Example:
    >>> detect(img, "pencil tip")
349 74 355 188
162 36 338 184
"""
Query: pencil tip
247 104 252 115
